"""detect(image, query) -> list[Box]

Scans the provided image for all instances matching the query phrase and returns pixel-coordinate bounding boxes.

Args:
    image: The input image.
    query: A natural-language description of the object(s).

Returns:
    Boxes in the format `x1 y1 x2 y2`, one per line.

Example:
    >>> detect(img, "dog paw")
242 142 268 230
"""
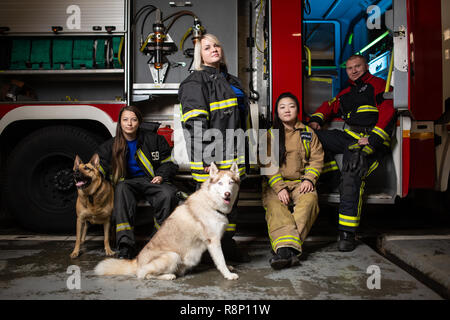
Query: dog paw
224 272 239 280
158 274 177 280
70 251 79 259
105 248 115 256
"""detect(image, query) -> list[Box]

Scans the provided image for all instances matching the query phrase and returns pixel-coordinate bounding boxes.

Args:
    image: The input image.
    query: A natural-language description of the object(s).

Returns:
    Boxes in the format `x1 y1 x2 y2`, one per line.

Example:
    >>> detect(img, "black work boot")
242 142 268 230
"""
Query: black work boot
338 231 356 252
117 242 136 259
221 236 251 263
270 247 300 270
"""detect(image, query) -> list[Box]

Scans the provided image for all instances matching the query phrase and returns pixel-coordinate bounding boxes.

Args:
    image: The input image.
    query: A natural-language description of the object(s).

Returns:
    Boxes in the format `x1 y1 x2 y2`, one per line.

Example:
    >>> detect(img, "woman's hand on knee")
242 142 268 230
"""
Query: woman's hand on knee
299 180 314 193
277 189 290 205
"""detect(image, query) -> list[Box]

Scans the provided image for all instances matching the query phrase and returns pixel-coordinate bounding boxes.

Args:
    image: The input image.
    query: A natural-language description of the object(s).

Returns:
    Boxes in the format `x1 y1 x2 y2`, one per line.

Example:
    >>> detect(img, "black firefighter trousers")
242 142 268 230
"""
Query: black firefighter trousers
315 129 387 233
113 176 178 248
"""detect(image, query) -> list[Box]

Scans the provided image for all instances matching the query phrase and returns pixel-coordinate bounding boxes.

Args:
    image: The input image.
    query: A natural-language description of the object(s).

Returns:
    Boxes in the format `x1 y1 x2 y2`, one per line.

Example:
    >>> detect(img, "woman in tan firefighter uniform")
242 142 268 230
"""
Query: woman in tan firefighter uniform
262 92 324 270
178 33 250 262
97 105 179 259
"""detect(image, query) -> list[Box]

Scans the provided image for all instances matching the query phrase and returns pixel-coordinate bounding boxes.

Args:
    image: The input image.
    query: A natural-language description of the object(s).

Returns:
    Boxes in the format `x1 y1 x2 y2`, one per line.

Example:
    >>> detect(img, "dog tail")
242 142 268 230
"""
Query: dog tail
94 258 138 276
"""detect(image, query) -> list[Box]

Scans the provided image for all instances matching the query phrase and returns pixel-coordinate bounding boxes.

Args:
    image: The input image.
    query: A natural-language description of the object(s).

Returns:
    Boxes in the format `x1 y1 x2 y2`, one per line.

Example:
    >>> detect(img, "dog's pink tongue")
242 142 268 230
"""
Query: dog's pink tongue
224 199 230 204
76 181 85 187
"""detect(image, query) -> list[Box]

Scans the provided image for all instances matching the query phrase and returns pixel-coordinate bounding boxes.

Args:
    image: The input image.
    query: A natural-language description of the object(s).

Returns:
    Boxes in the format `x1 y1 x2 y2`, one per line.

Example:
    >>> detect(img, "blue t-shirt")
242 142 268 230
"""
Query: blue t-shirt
230 84 245 112
230 83 246 129
126 139 145 177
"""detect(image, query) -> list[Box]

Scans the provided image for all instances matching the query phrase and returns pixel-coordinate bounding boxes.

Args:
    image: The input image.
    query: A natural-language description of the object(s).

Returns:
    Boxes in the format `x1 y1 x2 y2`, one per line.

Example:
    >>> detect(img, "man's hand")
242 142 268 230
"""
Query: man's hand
358 137 369 145
309 122 321 130
204 166 210 173
277 189 290 206
298 180 314 193
151 176 163 184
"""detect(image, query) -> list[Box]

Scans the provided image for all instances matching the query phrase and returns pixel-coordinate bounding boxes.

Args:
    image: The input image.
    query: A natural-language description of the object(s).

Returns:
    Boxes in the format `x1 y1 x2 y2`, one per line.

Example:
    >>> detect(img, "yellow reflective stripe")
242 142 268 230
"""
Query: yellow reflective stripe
322 160 339 173
272 235 303 249
356 105 378 113
362 145 374 155
216 158 238 165
344 129 364 140
136 149 155 177
366 160 379 177
348 142 361 150
192 172 209 182
339 214 360 227
311 112 324 121
183 109 209 122
339 214 359 221
357 181 365 220
190 161 204 170
302 127 311 160
209 98 237 111
268 174 283 186
305 167 320 178
161 156 173 164
372 126 389 141
153 217 160 230
116 223 132 232
179 104 185 122
226 223 236 232
99 165 106 177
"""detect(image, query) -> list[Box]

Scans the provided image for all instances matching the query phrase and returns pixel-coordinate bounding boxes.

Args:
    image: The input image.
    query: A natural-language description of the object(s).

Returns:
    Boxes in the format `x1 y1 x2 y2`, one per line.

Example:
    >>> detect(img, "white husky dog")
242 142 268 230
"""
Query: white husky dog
95 162 241 280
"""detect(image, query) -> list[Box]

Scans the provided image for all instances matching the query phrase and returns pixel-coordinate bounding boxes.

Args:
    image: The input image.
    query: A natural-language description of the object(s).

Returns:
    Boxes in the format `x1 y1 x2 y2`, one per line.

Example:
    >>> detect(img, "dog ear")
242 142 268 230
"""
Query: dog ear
209 162 219 176
73 155 82 170
89 153 100 168
230 162 239 176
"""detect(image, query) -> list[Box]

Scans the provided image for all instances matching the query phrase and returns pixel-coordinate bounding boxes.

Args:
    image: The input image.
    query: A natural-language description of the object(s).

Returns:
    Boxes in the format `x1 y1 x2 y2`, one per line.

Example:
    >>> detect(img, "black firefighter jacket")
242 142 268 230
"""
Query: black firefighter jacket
178 65 250 183
96 128 178 184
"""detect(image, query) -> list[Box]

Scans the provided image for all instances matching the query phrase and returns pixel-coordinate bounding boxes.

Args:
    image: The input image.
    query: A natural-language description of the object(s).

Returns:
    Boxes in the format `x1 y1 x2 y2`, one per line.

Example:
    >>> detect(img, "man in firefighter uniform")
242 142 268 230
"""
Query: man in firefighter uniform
309 54 395 252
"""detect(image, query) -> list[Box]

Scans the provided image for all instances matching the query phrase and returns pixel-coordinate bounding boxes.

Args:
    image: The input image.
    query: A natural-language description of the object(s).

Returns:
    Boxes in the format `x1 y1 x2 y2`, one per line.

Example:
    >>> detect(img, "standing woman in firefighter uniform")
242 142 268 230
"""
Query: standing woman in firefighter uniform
262 92 324 270
97 105 179 259
178 33 250 262
309 55 395 252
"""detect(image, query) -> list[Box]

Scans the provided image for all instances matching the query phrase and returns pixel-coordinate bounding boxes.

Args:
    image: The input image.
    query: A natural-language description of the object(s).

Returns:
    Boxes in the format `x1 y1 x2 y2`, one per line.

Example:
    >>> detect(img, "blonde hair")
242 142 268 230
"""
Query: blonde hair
193 33 227 71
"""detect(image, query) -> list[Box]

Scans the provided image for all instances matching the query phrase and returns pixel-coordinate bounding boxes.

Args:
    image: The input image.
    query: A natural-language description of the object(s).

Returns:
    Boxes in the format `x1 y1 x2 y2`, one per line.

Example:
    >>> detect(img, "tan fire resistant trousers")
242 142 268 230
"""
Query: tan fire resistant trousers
262 180 319 254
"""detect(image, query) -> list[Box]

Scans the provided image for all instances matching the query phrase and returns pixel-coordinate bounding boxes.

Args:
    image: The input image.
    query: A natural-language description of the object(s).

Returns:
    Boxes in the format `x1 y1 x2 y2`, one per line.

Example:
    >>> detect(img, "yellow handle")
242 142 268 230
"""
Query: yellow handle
385 49 394 93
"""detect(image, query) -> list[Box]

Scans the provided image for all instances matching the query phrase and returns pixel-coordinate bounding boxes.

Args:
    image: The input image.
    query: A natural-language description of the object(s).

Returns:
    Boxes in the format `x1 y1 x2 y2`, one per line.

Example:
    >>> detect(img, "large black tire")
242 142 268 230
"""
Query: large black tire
5 125 102 233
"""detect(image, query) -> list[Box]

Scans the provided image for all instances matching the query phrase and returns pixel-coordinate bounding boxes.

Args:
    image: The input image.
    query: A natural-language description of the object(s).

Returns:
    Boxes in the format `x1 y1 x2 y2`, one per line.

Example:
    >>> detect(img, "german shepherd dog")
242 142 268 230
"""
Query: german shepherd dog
70 153 114 258
95 162 240 280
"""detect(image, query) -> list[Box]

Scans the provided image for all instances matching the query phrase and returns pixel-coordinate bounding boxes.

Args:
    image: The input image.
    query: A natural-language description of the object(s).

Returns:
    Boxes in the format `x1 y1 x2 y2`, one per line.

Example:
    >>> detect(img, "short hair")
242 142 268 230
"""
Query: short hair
193 33 228 71
346 54 367 65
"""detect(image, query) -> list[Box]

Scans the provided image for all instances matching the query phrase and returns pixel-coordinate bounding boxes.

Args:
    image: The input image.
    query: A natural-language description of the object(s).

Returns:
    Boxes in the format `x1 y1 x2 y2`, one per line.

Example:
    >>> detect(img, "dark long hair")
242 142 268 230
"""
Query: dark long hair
272 92 300 165
111 105 143 184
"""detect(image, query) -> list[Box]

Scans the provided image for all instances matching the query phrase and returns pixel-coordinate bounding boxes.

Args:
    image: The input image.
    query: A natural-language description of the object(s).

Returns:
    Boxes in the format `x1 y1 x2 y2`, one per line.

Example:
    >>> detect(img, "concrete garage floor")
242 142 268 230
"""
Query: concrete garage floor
0 236 442 300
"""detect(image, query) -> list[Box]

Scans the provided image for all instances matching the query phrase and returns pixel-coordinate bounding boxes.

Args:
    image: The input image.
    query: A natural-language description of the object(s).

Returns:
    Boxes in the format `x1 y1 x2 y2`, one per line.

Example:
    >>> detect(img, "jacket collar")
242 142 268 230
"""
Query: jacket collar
285 121 306 133
201 64 228 75
348 71 373 86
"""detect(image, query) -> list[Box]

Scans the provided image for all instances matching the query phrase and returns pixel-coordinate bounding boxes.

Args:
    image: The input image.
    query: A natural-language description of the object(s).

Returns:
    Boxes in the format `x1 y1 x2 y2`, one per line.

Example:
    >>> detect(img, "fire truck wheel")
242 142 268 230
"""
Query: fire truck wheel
5 125 103 233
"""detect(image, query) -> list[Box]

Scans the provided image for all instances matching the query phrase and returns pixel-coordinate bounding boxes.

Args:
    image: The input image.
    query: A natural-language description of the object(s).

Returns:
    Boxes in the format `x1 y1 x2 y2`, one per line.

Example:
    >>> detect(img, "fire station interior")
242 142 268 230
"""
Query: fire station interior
0 0 400 218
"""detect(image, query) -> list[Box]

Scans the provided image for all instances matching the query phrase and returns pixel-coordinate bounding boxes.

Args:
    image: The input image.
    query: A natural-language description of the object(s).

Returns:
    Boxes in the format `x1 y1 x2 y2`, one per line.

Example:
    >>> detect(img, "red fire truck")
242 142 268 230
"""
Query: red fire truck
0 0 448 232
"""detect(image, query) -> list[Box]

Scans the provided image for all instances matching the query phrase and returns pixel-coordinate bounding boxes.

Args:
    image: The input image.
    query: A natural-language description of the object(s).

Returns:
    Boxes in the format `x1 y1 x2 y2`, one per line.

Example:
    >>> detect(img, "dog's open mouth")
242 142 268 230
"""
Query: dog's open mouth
223 195 231 205
73 172 92 189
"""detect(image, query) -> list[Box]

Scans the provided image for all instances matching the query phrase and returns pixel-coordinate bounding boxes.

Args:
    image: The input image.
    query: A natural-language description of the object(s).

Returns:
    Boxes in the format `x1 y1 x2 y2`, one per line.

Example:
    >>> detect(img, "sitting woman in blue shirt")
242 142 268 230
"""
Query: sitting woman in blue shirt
97 105 179 259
